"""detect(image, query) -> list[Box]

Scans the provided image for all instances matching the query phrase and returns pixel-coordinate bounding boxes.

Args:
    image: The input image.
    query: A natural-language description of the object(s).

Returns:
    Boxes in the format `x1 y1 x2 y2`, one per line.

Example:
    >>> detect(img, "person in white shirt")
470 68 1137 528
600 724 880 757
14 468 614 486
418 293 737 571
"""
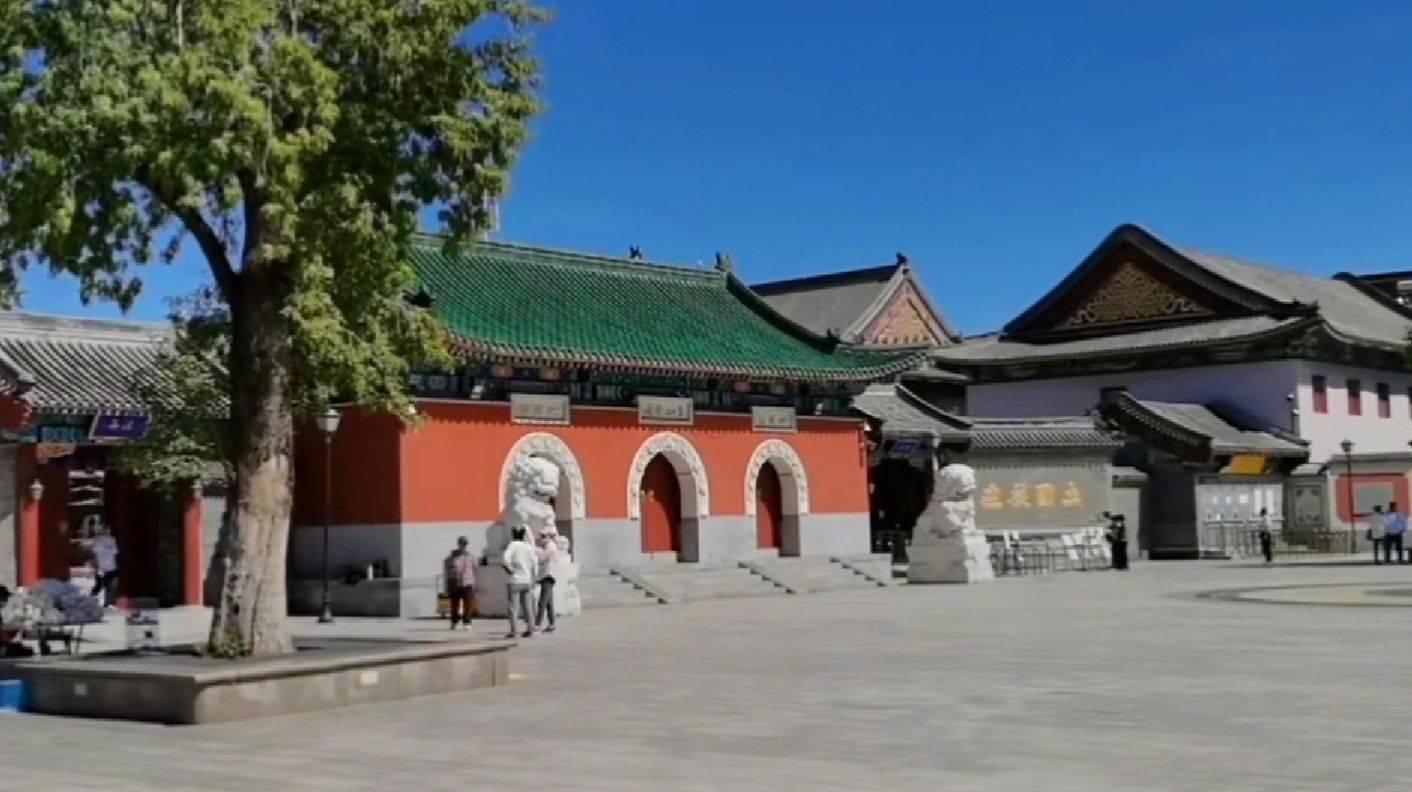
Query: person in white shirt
86 524 119 609
1367 505 1387 565
534 528 560 634
501 527 539 638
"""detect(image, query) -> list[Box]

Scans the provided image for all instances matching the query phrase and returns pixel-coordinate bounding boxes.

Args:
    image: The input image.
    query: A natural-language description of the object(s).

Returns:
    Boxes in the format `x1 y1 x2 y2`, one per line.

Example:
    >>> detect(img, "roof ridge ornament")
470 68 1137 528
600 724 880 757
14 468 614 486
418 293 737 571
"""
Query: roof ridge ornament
715 251 734 274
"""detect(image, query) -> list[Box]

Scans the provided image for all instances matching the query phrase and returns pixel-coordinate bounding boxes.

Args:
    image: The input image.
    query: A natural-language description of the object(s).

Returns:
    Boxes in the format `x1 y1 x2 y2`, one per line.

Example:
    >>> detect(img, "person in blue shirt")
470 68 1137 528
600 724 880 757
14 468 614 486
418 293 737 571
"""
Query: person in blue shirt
1385 502 1407 564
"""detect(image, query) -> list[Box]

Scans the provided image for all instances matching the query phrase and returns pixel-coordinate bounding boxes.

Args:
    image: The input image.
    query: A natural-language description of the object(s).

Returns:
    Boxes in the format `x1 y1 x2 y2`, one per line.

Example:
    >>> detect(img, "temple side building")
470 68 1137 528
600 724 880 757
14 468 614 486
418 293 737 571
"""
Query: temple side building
938 223 1412 558
291 238 921 616
756 260 1123 553
0 313 221 604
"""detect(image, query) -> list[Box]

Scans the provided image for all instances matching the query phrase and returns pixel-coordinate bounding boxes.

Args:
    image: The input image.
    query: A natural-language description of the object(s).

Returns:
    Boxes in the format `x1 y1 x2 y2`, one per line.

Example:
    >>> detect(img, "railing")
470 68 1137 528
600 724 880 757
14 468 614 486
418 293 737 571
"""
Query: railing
1227 527 1360 557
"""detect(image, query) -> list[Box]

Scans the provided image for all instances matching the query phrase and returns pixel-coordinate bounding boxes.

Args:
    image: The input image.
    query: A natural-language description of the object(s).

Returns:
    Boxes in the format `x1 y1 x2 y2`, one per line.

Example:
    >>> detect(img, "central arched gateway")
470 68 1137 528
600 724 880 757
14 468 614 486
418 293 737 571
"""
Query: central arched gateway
641 454 682 553
628 432 710 561
755 461 783 549
744 440 810 556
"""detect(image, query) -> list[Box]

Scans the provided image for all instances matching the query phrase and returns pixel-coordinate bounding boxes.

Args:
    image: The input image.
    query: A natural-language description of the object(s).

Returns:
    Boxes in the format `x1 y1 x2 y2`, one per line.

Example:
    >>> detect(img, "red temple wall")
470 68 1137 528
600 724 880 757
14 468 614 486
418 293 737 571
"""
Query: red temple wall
294 408 405 527
401 402 870 522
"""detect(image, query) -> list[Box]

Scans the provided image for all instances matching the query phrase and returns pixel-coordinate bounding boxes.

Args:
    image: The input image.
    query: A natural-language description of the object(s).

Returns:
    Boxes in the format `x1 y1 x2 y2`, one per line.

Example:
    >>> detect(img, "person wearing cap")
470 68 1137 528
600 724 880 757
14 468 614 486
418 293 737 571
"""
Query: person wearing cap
502 526 539 639
443 536 476 631
534 527 560 634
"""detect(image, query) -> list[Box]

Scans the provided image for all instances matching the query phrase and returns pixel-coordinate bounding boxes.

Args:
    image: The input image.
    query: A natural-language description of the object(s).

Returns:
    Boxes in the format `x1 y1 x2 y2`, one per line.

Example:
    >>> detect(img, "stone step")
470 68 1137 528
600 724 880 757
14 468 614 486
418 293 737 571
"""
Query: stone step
576 574 664 609
631 565 787 602
748 557 885 594
832 554 903 586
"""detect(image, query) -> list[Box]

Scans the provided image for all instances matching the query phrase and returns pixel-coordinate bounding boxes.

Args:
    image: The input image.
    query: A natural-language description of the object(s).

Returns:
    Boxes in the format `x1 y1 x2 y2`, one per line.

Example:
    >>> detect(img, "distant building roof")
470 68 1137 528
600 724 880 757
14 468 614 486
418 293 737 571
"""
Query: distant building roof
0 312 171 415
850 382 971 443
1101 393 1308 460
411 238 922 382
752 260 961 346
968 416 1121 451
937 224 1412 368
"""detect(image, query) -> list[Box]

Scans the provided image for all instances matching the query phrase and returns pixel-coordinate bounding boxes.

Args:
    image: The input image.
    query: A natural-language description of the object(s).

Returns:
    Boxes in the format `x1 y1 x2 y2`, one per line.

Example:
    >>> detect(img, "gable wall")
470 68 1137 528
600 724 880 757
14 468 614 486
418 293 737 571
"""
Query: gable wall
859 281 949 346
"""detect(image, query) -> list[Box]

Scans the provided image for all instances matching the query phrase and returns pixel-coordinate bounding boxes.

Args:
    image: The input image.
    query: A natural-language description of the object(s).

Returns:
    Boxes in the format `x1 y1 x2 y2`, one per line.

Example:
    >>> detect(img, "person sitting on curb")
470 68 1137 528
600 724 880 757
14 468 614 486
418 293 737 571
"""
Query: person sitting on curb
502 527 539 639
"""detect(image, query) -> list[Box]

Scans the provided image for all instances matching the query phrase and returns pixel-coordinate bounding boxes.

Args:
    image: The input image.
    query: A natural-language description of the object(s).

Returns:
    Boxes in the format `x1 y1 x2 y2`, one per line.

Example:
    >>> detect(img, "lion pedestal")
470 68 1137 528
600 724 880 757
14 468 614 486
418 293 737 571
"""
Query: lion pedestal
908 462 995 584
474 455 582 618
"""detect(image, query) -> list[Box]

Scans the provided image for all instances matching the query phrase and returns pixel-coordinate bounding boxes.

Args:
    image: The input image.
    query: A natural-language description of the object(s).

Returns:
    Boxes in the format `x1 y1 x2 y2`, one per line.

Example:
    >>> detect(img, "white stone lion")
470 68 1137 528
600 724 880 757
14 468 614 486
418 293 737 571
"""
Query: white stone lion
908 462 994 584
476 454 581 617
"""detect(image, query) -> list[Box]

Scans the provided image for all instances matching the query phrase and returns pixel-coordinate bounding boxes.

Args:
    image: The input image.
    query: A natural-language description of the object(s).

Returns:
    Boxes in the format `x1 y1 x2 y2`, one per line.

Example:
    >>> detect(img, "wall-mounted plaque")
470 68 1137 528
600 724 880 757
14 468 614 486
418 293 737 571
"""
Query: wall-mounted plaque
638 396 693 425
751 405 797 433
91 412 151 441
510 393 570 425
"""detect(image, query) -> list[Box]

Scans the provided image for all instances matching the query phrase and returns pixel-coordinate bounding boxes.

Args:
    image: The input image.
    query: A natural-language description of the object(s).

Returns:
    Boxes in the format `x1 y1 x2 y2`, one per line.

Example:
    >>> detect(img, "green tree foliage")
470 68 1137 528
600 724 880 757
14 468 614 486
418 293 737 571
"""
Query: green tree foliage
0 0 543 654
112 289 232 490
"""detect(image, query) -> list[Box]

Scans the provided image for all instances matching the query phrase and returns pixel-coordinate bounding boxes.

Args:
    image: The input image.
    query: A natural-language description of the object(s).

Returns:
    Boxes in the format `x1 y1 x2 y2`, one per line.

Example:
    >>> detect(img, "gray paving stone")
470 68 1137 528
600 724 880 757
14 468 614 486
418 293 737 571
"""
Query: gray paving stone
3 558 1412 790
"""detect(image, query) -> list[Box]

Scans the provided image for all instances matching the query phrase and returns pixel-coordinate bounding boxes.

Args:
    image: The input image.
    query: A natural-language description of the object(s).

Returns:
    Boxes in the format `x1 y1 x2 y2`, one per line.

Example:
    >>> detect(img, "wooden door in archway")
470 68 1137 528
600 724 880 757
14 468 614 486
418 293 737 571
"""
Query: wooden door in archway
756 462 783 549
641 454 682 553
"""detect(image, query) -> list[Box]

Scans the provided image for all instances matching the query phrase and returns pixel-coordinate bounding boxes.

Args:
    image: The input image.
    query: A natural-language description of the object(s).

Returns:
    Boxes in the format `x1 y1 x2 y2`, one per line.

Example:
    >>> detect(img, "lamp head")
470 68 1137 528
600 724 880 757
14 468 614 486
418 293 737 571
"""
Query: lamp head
316 407 342 436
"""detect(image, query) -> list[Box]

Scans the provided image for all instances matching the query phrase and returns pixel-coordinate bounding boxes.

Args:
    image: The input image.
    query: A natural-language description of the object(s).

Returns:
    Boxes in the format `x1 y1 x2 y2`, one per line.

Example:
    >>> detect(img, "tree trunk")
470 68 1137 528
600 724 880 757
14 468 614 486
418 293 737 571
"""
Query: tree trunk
208 262 297 656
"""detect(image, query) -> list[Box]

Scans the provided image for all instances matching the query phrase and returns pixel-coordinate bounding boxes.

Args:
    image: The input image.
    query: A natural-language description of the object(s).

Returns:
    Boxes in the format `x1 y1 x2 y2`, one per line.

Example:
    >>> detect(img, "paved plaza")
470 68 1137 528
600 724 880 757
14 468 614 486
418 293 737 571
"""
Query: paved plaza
5 559 1412 790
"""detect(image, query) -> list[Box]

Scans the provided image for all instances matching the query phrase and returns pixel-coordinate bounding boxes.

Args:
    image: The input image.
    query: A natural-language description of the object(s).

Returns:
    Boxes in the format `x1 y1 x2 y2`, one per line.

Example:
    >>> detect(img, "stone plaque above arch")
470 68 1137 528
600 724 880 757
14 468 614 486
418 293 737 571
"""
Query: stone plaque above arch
627 432 710 519
743 439 810 516
498 432 587 520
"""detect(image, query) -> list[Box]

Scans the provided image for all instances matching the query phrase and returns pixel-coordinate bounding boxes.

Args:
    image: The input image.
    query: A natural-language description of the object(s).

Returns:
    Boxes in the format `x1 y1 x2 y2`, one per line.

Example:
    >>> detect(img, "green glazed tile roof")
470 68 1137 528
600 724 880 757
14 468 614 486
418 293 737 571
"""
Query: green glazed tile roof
411 237 922 381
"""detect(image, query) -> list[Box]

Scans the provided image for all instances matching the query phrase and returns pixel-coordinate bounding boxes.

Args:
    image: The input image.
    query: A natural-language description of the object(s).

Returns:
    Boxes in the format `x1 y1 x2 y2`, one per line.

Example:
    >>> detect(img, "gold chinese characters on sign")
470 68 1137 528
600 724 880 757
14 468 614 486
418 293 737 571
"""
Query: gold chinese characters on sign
980 480 1086 511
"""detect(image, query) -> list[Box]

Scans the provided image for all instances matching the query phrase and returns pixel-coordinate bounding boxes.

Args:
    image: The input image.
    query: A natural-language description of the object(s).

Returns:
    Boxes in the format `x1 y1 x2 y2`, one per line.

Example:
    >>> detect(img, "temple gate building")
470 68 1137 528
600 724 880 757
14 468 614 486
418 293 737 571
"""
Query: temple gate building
0 313 221 605
938 223 1412 558
291 239 920 616
755 259 1123 553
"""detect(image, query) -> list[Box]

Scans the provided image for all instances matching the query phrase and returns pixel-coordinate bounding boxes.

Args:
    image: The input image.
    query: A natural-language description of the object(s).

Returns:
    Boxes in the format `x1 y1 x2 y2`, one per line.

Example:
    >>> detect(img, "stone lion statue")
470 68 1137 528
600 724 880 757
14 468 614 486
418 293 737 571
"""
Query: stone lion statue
908 462 994 584
476 453 581 617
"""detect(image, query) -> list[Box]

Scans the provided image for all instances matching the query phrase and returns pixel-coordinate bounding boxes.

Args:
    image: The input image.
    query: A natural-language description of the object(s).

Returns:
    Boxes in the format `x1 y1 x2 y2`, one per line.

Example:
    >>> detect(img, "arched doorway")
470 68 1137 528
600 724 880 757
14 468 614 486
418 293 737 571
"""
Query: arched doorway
627 432 711 562
743 440 810 557
498 433 587 549
641 454 682 553
756 461 783 549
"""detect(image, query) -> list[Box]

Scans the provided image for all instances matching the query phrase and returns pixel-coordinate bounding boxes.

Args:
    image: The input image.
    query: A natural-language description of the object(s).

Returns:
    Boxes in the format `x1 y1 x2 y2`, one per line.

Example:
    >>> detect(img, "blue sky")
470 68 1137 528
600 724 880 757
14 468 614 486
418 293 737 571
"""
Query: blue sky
21 0 1412 334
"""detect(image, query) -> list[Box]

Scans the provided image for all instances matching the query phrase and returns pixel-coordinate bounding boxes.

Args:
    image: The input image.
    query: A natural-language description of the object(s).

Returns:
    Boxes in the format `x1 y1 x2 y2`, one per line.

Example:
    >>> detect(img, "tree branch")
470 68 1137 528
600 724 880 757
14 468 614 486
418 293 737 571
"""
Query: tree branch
141 173 241 302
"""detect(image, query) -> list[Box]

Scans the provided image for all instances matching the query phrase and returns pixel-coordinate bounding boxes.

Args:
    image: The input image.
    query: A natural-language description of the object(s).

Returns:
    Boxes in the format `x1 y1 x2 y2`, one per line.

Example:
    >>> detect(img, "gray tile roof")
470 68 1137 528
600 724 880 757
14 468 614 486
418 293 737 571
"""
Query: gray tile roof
753 262 961 345
1177 247 1412 349
0 312 172 414
850 383 971 442
1113 394 1307 458
753 264 902 339
968 417 1121 451
940 224 1412 365
937 316 1305 364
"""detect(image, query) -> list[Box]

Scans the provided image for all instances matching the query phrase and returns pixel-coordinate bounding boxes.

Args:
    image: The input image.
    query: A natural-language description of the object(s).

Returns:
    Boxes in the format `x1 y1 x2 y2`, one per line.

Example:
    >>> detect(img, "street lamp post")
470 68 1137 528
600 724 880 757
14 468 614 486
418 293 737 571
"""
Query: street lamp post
1341 439 1355 555
317 407 342 624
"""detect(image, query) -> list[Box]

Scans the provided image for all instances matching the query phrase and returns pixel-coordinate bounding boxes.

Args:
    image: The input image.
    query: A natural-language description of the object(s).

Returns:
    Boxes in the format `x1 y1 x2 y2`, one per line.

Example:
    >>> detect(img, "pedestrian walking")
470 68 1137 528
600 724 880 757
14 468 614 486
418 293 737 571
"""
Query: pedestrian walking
443 536 476 631
1256 508 1274 564
85 523 119 609
1385 501 1406 564
1105 514 1129 570
1368 504 1387 564
535 527 560 634
502 526 539 639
